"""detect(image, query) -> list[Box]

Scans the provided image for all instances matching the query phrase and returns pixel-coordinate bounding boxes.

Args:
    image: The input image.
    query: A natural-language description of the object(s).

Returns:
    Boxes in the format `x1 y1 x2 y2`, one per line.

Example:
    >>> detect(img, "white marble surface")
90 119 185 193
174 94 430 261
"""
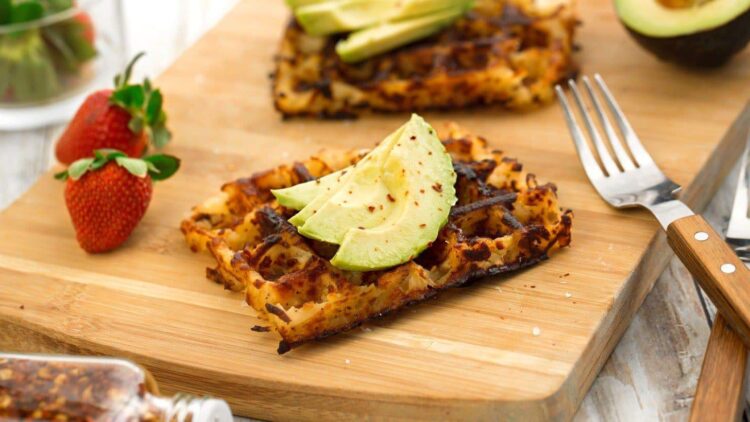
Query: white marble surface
1 1 746 420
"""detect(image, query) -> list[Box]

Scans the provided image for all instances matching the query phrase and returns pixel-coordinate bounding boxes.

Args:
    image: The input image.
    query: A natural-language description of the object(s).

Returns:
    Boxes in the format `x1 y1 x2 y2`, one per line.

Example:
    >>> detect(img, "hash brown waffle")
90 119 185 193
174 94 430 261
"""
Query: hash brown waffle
181 124 572 353
272 0 578 118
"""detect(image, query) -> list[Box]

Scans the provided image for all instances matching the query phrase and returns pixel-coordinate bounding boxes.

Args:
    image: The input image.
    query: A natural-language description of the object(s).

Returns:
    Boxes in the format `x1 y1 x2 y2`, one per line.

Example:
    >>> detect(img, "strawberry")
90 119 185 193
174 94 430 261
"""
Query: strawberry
55 53 171 164
73 12 95 44
55 149 180 253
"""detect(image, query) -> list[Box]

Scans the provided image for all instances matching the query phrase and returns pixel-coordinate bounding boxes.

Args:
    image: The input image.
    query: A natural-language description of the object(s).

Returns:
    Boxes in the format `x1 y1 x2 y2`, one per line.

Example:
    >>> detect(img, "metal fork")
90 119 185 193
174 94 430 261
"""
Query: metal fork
556 74 750 351
727 142 750 263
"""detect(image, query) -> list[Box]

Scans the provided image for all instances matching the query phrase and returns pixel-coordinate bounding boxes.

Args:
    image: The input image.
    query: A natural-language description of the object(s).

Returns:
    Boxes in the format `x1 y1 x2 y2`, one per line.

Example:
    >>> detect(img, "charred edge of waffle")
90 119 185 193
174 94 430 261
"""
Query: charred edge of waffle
251 199 573 353
276 251 556 354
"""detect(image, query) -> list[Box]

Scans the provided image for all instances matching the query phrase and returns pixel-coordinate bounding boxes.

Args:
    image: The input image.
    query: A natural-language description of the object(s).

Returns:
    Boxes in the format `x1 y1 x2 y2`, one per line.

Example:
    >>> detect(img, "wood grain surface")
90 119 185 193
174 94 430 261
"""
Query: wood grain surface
2 1 750 420
689 315 748 422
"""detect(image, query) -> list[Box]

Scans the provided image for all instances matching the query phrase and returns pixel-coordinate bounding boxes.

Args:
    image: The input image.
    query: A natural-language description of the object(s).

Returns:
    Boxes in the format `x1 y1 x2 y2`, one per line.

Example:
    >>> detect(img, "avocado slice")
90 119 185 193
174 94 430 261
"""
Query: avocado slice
330 114 456 271
297 147 400 244
336 6 468 63
615 0 750 67
273 114 456 271
285 0 327 9
285 124 405 228
273 169 344 210
295 0 471 36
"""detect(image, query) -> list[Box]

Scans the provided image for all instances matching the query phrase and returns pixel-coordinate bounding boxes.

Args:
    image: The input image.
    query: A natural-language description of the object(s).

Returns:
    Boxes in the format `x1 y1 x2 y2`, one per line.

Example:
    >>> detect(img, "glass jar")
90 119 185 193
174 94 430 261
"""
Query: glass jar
0 353 233 422
0 0 126 130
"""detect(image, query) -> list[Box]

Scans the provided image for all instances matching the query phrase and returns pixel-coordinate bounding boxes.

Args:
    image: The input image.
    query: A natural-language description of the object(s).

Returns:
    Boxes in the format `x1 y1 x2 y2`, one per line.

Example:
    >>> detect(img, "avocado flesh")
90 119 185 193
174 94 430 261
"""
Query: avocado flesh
616 0 750 36
286 125 404 228
298 129 404 243
275 114 456 271
336 6 467 63
616 0 750 66
330 114 456 271
272 170 343 211
286 0 328 9
295 0 471 36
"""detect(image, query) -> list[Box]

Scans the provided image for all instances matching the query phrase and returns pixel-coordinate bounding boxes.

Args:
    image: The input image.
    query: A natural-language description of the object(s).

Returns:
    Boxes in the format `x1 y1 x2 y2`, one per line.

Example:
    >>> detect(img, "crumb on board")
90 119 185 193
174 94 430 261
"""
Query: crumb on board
532 327 541 336
19 304 24 310
565 292 572 298
345 359 351 365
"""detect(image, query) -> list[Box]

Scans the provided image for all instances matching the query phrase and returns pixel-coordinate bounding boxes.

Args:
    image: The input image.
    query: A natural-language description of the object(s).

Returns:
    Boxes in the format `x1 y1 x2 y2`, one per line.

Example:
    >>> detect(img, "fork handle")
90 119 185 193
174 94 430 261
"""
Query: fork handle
667 215 750 349
689 314 748 422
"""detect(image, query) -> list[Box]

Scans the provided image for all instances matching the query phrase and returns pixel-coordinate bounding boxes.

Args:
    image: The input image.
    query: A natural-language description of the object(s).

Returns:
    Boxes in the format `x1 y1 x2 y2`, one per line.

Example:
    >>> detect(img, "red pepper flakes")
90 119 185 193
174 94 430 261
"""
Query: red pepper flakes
0 355 232 422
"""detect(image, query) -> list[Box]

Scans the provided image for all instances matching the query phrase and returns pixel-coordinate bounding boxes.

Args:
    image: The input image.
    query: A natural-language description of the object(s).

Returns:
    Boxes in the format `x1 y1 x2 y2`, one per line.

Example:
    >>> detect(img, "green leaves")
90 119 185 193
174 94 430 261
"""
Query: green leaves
110 84 145 110
143 154 180 181
151 124 170 148
0 0 12 25
115 156 148 178
109 52 173 150
145 89 162 122
55 149 180 182
44 0 74 14
65 157 93 180
10 2 44 24
0 31 61 102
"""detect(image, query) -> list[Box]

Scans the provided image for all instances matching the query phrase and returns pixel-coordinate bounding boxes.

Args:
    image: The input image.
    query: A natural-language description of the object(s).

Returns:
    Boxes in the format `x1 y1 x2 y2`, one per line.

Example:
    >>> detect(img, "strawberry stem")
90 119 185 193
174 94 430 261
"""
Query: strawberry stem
109 52 172 150
113 51 144 89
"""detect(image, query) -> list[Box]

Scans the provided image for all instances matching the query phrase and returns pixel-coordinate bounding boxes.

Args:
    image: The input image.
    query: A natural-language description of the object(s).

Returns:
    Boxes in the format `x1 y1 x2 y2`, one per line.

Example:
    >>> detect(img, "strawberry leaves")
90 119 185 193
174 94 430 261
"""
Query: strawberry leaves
115 156 148 178
109 52 172 149
143 153 180 181
55 149 180 181
65 157 94 180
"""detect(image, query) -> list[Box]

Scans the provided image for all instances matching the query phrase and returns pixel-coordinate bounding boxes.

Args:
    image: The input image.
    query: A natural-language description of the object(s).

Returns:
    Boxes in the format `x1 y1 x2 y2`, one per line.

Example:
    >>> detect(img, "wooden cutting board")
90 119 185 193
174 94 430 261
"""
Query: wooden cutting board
2 1 750 420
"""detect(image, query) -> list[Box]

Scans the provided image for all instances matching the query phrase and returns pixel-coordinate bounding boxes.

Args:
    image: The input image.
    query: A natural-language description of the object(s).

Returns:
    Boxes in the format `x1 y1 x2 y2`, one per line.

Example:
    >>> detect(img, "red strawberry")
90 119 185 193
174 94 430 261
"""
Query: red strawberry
55 53 172 165
56 150 180 253
74 12 95 44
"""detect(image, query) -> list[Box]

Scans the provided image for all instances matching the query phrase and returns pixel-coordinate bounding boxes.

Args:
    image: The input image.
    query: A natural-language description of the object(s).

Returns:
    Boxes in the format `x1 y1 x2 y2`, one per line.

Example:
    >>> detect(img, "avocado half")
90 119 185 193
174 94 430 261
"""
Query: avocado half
615 0 750 67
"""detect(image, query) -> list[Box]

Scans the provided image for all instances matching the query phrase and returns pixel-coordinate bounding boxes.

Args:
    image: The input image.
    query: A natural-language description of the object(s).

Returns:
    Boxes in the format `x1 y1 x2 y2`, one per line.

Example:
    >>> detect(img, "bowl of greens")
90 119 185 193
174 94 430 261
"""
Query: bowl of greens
0 0 124 129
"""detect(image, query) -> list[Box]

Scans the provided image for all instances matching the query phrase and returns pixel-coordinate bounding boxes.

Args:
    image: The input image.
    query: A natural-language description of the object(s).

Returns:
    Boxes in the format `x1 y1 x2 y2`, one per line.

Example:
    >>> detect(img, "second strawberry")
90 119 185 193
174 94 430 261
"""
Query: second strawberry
55 52 172 164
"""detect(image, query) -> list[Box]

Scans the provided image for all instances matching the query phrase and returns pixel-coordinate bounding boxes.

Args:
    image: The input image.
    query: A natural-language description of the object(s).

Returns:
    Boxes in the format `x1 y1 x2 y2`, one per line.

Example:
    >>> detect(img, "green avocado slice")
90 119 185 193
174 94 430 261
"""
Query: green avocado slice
285 124 405 228
296 125 405 244
285 0 327 9
330 114 456 271
297 161 397 244
335 6 468 63
272 169 344 211
274 114 457 271
615 0 750 37
295 0 471 36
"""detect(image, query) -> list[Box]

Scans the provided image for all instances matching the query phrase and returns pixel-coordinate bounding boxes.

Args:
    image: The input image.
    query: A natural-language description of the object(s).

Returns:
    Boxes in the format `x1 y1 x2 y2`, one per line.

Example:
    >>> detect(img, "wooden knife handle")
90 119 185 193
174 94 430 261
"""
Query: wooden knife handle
690 314 748 422
667 215 750 349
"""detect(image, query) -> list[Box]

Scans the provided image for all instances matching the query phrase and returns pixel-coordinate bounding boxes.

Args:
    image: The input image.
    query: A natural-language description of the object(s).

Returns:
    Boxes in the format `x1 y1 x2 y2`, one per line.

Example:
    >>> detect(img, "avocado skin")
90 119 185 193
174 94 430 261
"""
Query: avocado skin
622 7 750 67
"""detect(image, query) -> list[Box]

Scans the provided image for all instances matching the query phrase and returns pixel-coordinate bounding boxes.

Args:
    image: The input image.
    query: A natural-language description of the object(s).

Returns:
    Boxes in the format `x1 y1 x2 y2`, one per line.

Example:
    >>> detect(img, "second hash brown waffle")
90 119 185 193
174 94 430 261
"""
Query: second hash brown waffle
272 0 578 118
181 124 573 353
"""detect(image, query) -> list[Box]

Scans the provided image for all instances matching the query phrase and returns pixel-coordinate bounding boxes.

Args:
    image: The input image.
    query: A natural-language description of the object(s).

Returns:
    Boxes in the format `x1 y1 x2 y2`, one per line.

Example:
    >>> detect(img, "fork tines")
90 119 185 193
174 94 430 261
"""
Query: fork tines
555 74 656 179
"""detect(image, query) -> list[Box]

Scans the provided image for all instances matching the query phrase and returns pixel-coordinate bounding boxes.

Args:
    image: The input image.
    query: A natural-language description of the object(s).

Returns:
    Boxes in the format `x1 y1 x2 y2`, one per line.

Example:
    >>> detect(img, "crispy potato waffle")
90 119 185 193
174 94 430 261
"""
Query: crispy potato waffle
272 0 578 118
181 125 572 353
